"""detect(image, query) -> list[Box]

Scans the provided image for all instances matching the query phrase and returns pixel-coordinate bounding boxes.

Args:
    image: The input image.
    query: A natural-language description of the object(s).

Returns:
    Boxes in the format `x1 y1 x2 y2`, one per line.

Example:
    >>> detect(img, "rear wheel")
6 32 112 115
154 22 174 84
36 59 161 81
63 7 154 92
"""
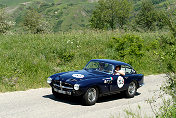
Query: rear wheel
125 81 137 98
82 87 99 106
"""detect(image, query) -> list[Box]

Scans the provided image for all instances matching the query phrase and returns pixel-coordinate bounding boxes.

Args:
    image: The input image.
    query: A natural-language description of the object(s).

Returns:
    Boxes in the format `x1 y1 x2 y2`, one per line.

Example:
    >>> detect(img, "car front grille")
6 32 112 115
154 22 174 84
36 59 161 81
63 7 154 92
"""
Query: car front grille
53 80 73 90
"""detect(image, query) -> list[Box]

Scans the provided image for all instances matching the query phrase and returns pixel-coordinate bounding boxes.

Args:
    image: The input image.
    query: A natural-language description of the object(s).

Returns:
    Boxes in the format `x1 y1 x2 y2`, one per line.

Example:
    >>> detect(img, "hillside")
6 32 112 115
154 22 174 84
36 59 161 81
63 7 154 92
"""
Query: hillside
0 0 175 32
0 0 97 32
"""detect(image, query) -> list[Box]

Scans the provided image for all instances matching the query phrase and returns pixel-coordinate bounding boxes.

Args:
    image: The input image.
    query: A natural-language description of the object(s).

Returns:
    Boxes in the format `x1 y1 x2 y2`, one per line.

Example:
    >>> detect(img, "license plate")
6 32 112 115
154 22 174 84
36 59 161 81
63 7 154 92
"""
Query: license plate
54 88 66 94
58 90 66 94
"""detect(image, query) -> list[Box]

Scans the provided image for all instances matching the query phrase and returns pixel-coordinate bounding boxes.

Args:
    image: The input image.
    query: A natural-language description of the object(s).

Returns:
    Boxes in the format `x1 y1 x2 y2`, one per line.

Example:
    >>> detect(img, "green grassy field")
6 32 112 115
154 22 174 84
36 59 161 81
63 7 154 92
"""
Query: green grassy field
0 30 168 92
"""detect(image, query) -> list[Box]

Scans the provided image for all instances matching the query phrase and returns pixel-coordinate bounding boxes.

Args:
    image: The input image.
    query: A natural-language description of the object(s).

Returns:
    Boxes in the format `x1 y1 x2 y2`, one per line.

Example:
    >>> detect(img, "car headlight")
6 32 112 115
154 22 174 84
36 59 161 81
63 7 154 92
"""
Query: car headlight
74 84 80 90
47 77 52 84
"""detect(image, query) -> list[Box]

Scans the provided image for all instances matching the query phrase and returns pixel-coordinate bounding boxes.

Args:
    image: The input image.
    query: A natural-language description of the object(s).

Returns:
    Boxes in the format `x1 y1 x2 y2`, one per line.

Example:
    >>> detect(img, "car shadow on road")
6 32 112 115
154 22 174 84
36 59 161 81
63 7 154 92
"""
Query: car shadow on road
43 94 82 105
43 92 141 105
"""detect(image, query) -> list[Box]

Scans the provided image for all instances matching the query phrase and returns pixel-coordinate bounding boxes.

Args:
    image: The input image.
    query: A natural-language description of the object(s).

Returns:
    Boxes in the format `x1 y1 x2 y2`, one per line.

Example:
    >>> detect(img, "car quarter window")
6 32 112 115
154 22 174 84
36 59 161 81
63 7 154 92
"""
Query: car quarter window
121 65 126 72
125 66 133 74
121 65 134 74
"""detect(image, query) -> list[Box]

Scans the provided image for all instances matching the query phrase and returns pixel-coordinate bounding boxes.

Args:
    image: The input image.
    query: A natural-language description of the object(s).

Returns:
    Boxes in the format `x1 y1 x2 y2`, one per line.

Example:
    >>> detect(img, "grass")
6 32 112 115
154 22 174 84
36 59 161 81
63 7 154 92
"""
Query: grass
0 30 168 92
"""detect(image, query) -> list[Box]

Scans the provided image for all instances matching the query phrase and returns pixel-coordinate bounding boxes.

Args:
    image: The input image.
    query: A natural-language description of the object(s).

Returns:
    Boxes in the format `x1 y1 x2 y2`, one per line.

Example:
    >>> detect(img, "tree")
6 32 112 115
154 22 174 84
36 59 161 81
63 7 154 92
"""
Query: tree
23 8 51 34
116 0 133 28
159 8 176 37
135 0 158 31
90 0 132 30
89 0 107 30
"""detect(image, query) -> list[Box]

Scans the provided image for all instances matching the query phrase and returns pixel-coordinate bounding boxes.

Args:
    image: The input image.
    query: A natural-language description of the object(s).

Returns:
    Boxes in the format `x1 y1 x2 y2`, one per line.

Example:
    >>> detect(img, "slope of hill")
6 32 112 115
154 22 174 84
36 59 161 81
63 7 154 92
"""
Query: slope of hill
0 0 175 32
1 0 97 32
0 0 33 7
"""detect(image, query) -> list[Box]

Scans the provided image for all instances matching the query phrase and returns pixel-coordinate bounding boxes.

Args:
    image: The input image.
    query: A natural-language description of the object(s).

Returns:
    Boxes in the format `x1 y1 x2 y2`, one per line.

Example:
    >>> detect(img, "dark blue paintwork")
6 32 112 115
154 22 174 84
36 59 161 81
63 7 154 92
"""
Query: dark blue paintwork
48 59 144 97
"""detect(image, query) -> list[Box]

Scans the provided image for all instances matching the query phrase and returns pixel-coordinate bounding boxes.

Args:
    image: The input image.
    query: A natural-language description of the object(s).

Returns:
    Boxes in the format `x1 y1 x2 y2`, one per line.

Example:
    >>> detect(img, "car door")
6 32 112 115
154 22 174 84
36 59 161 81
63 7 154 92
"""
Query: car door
99 63 115 94
122 65 135 89
101 75 113 93
110 65 137 92
110 65 126 92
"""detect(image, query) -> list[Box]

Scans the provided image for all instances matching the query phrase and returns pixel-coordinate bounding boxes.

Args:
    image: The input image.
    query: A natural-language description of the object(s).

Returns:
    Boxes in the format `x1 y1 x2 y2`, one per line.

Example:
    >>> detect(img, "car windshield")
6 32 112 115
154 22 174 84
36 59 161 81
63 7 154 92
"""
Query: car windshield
84 61 114 74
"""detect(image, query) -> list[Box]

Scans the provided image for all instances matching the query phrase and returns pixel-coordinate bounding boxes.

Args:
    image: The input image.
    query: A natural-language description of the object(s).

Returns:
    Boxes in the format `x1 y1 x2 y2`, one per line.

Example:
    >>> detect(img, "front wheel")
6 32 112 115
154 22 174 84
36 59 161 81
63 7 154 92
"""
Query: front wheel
125 81 137 98
52 88 60 98
82 87 99 106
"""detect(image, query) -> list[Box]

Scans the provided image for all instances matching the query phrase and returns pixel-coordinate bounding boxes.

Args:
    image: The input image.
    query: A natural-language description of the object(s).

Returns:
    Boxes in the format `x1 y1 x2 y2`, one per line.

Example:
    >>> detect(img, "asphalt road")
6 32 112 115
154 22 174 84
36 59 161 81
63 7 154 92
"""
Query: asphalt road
0 74 167 118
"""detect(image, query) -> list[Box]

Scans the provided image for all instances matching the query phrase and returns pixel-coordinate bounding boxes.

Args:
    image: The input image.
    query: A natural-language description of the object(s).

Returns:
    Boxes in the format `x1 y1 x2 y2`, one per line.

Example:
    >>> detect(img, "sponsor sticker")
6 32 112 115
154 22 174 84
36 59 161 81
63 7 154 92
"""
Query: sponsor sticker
110 77 113 80
117 76 124 88
72 74 84 78
104 80 107 83
104 77 113 84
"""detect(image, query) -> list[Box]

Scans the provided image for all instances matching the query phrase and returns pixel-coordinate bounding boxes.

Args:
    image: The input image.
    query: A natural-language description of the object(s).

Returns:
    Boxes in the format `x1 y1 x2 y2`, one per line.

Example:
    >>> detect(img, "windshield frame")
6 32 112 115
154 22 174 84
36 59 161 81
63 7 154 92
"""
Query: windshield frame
84 60 115 74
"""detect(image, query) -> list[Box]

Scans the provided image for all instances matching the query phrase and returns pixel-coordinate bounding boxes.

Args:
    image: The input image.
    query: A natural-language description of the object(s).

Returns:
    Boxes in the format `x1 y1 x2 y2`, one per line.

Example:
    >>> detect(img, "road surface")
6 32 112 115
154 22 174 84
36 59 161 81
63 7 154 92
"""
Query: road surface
0 74 167 118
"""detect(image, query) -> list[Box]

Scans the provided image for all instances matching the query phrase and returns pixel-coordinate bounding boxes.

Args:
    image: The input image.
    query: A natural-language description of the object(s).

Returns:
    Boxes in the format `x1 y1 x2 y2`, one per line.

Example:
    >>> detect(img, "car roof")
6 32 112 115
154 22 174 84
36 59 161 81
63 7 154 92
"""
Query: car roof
90 59 132 67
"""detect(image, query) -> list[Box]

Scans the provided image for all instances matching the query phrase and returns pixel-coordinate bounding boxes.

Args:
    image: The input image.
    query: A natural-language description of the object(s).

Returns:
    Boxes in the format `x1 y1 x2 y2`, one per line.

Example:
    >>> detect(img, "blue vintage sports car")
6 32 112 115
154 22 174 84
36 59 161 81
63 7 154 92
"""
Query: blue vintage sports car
47 59 144 105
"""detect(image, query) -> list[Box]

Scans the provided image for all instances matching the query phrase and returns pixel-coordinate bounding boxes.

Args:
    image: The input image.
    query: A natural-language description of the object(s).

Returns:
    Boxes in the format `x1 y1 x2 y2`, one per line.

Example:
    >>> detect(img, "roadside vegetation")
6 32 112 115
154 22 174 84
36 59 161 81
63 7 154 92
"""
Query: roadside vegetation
0 30 165 92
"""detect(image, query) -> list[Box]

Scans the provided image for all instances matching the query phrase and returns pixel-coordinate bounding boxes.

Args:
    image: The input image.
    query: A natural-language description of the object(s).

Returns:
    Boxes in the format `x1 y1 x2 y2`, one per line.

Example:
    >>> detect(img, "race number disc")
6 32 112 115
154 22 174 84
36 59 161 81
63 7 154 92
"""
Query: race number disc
72 74 84 78
117 76 124 88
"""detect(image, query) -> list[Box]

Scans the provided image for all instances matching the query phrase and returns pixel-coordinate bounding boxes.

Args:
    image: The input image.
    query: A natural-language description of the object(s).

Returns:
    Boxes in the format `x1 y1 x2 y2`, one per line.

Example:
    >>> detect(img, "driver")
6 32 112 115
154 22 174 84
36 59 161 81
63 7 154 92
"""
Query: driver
114 65 125 76
99 63 105 71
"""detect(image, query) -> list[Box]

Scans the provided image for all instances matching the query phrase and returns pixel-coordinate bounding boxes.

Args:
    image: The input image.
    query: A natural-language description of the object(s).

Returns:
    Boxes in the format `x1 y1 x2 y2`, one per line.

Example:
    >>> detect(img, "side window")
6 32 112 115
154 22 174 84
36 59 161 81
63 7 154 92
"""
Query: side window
114 65 136 75
104 63 114 74
121 65 126 72
125 66 133 74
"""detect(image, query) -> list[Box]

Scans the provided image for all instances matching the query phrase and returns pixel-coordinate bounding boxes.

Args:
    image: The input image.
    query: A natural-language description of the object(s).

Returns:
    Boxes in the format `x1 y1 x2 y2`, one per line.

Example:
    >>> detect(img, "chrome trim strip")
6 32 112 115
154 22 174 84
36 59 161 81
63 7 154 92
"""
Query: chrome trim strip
53 84 73 90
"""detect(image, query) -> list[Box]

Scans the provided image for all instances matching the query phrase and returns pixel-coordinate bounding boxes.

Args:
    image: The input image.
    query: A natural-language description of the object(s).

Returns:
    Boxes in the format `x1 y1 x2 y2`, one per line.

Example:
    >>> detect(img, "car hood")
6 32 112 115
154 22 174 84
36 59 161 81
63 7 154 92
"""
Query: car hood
54 69 107 82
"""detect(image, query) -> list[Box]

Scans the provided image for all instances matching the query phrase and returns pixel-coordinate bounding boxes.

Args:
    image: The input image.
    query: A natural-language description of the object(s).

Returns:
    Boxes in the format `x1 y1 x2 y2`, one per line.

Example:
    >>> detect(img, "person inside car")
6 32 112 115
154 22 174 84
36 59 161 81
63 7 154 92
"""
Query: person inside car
99 63 105 71
114 65 125 76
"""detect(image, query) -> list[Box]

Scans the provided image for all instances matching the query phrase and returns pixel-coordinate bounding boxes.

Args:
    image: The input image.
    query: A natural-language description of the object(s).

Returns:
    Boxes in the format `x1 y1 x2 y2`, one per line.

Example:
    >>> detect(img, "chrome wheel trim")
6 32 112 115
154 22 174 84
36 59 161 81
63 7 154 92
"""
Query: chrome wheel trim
87 88 97 102
128 82 136 96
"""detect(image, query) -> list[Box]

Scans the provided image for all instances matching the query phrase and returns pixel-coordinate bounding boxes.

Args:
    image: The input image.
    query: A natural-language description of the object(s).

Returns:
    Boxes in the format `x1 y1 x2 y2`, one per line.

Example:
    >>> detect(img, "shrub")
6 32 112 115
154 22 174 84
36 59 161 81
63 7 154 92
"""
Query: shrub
109 34 144 60
156 34 176 118
23 8 52 34
0 9 14 34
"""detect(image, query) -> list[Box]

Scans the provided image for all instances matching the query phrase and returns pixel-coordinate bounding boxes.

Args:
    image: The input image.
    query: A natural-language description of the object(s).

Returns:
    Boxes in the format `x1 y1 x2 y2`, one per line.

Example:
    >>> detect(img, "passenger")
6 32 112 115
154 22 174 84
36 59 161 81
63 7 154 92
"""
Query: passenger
114 65 125 76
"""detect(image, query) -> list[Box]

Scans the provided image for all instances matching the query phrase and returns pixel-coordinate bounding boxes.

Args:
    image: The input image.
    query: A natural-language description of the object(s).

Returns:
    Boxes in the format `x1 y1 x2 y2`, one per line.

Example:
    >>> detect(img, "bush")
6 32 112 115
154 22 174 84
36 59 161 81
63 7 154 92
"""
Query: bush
157 73 176 118
23 8 52 34
108 34 144 64
0 9 14 34
156 33 176 118
158 35 176 72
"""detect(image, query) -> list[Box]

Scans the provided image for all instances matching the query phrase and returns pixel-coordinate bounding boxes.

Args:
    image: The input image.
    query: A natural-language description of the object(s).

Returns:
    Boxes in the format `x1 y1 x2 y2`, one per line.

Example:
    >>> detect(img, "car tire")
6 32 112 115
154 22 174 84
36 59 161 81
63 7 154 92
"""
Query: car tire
82 87 99 106
52 88 60 98
125 81 137 98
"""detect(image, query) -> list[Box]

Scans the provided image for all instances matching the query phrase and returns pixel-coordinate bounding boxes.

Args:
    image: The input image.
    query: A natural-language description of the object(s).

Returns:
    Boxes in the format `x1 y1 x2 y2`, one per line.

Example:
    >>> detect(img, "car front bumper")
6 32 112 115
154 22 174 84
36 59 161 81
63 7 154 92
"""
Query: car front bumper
50 83 83 96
